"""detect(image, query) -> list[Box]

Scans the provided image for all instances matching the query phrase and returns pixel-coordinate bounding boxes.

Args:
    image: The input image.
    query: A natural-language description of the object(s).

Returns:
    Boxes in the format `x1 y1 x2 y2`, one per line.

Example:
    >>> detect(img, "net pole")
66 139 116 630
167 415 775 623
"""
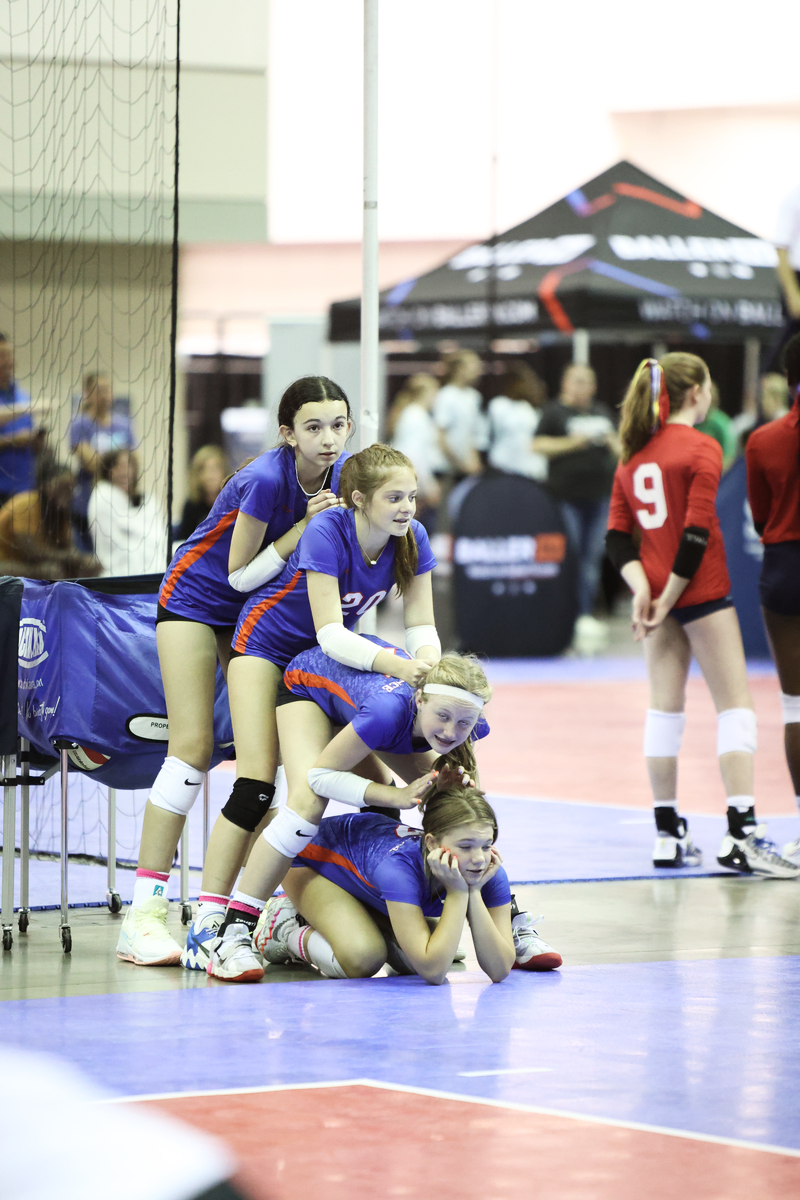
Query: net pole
359 0 379 451
166 0 181 565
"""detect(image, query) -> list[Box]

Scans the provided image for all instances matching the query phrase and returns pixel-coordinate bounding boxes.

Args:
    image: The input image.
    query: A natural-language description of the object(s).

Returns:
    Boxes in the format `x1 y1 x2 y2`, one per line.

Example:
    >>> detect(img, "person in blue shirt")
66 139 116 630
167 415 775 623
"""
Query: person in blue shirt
69 373 136 528
0 338 41 505
116 376 352 970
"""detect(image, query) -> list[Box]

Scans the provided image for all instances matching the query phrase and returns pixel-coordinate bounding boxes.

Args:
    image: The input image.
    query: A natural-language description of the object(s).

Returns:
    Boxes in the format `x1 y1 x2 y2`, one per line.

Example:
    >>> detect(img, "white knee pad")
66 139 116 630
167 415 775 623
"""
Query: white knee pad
781 693 800 726
149 756 204 816
717 708 757 756
643 710 686 758
263 806 318 859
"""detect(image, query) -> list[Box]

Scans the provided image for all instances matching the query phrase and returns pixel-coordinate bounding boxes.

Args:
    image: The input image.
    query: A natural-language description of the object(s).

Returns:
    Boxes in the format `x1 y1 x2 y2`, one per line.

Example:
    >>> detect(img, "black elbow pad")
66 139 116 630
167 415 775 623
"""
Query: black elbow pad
672 525 709 579
605 529 639 573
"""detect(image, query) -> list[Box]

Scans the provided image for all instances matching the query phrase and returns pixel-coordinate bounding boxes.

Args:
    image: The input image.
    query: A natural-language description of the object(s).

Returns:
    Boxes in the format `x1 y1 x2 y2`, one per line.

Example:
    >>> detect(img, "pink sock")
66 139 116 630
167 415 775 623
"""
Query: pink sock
132 869 169 908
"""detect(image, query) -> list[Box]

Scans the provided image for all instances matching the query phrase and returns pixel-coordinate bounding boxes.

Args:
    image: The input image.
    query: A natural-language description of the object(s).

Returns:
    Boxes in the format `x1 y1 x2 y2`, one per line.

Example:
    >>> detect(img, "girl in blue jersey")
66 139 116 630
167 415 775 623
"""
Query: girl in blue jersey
117 376 352 970
201 445 445 979
207 642 562 980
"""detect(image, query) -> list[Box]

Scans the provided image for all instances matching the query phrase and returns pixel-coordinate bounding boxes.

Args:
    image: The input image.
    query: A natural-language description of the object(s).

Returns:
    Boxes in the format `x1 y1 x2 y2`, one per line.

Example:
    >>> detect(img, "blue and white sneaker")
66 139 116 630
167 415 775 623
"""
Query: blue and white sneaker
718 825 800 879
180 910 224 971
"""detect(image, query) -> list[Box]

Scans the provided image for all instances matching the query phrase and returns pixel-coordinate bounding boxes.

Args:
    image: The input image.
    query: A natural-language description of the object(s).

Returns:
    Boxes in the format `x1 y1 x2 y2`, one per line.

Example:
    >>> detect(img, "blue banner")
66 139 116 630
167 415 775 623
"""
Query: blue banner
716 457 769 659
16 580 233 788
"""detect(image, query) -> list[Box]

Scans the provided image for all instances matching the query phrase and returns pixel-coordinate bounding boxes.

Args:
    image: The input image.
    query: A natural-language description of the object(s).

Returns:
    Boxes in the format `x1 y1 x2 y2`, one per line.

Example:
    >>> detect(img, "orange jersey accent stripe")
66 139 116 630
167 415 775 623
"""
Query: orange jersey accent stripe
283 669 356 709
233 569 302 653
298 842 377 889
160 508 239 605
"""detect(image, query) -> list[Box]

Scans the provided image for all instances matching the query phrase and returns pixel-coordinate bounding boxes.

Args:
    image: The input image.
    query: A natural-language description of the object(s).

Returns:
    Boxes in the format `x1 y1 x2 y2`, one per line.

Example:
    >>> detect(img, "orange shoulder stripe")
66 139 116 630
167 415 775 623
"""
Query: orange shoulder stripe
298 842 377 889
233 569 302 653
283 669 355 709
160 508 239 605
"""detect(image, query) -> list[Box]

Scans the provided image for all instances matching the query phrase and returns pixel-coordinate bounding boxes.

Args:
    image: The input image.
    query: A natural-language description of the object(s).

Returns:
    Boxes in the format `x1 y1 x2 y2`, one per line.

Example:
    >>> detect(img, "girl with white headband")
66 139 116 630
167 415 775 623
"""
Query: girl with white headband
606 354 798 880
207 640 561 981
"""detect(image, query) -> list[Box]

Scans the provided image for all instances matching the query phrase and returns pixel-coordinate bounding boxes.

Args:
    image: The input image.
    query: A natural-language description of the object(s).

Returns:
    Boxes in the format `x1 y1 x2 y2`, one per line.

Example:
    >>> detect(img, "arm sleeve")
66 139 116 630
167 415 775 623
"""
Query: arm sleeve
412 522 437 575
607 469 634 534
685 439 723 528
480 865 512 909
605 528 639 572
745 435 771 533
671 525 710 579
372 851 427 906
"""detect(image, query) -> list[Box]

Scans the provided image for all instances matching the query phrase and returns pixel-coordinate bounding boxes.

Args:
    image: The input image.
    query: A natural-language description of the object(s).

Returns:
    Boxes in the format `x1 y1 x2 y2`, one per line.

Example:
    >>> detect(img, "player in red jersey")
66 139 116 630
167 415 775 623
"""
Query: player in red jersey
746 332 800 861
606 353 798 878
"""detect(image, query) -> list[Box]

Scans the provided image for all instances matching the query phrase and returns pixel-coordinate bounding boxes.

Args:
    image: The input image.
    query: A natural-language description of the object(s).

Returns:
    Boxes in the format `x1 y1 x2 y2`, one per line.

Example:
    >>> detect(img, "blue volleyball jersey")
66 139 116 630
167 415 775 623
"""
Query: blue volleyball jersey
159 448 349 626
293 812 511 917
233 507 436 669
283 638 490 754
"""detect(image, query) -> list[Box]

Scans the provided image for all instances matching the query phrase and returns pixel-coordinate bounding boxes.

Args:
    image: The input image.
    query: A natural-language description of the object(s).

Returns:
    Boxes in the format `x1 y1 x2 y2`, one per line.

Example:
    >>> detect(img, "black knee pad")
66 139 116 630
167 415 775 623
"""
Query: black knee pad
221 777 276 833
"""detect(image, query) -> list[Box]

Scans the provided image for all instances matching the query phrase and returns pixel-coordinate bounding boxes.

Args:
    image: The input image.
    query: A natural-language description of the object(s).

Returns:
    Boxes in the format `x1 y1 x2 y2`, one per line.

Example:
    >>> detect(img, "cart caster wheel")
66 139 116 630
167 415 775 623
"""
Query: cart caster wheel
2 927 12 951
107 891 122 914
180 902 193 926
18 911 29 933
61 926 72 954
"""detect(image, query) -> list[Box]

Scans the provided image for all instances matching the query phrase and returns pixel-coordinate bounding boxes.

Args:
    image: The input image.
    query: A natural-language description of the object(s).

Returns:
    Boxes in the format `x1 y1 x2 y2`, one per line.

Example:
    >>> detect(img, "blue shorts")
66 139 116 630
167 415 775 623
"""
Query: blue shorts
671 595 733 626
760 541 800 617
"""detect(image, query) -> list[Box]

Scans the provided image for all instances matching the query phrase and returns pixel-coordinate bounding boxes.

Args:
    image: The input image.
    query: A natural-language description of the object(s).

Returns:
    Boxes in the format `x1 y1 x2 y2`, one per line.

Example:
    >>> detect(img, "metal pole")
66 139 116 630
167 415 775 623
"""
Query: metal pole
202 773 209 860
59 749 71 950
2 754 16 948
107 787 117 897
360 0 380 451
20 739 29 923
180 820 189 911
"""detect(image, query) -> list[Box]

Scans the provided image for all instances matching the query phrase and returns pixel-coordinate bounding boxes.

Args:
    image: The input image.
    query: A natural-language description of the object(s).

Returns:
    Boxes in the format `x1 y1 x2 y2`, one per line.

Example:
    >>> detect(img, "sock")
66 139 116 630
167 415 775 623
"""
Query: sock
219 890 266 936
132 869 170 908
288 925 347 978
654 803 683 837
196 893 228 925
727 798 757 839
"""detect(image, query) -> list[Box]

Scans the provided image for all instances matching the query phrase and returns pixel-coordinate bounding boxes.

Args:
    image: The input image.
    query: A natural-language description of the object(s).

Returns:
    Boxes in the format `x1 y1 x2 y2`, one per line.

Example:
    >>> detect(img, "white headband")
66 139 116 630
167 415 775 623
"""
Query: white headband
423 683 484 709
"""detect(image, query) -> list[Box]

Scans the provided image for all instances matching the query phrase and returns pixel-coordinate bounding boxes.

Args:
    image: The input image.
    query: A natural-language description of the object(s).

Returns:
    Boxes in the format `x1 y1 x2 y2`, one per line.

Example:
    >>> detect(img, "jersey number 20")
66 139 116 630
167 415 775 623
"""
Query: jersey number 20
341 590 388 617
633 463 667 529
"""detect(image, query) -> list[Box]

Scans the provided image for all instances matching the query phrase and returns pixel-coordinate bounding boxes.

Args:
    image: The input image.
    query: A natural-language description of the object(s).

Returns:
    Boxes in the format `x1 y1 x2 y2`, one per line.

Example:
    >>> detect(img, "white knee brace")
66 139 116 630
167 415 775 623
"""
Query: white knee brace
149 756 204 816
643 710 686 758
263 805 318 859
781 693 800 726
717 708 757 756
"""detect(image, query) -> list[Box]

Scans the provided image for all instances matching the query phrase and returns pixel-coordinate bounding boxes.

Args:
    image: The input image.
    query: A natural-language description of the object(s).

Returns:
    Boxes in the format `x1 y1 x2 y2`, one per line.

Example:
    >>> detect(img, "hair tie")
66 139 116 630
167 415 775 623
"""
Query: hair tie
646 359 670 431
423 683 484 709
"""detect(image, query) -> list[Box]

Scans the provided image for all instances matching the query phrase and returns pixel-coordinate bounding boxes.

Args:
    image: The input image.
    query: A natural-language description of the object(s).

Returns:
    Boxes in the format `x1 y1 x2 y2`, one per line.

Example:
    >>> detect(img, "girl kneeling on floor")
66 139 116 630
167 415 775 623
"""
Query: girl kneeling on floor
264 788 515 985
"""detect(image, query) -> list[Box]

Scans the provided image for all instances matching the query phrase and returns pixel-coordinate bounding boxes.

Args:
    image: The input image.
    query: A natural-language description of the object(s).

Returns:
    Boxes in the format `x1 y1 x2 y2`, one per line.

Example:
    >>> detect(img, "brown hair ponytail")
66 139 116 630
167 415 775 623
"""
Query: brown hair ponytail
339 443 419 595
619 353 709 463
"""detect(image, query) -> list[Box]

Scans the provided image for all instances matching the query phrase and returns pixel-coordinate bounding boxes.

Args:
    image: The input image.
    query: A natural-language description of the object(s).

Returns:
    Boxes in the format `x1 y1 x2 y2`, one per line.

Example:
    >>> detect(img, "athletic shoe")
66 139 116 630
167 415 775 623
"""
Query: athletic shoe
653 820 703 868
180 911 223 971
116 896 182 966
511 912 562 971
782 836 800 865
206 923 265 983
254 895 302 965
717 826 800 879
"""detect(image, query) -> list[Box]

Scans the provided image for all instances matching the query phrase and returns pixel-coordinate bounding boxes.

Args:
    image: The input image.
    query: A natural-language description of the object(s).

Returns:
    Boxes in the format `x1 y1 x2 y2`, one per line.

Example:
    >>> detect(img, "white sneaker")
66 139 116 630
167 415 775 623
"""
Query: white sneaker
573 614 609 657
116 897 182 966
254 896 302 965
180 910 224 971
207 922 265 983
653 819 703 868
782 836 800 864
717 826 800 879
511 912 562 972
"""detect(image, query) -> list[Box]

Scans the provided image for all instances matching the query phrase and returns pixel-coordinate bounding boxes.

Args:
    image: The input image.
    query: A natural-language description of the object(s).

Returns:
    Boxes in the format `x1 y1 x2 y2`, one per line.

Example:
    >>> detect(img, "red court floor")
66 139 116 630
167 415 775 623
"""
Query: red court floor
142 1083 800 1200
479 676 794 814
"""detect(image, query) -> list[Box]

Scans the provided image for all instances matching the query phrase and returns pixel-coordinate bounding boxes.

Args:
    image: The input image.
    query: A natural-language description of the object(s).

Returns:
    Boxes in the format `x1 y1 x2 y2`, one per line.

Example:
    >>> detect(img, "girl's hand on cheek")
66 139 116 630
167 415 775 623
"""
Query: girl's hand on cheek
427 848 469 894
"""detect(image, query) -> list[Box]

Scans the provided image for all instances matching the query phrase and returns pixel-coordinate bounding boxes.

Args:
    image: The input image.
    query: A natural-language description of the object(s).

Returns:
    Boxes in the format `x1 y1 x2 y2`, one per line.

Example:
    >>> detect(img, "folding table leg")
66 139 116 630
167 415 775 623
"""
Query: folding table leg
19 739 29 933
106 788 121 913
59 749 71 954
2 753 16 951
179 821 192 926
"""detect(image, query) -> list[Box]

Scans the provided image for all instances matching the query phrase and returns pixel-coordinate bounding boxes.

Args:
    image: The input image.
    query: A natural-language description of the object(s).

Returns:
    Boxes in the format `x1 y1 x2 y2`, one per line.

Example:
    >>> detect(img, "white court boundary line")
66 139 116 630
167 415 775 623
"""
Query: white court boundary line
109 1076 800 1159
488 791 792 822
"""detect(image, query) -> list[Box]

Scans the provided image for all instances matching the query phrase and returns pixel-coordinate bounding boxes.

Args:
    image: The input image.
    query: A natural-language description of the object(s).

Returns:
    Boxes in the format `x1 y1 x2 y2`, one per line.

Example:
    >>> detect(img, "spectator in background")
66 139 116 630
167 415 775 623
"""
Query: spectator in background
69 372 135 545
0 460 99 579
0 336 43 506
388 373 445 534
177 444 229 541
88 448 167 577
733 374 790 448
533 363 619 649
696 382 737 470
766 181 800 372
434 349 487 479
486 360 548 481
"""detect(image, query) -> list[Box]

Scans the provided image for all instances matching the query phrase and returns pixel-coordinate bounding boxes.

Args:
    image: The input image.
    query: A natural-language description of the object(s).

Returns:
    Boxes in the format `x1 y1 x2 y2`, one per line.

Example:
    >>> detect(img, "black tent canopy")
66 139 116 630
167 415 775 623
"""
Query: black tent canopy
329 161 782 346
